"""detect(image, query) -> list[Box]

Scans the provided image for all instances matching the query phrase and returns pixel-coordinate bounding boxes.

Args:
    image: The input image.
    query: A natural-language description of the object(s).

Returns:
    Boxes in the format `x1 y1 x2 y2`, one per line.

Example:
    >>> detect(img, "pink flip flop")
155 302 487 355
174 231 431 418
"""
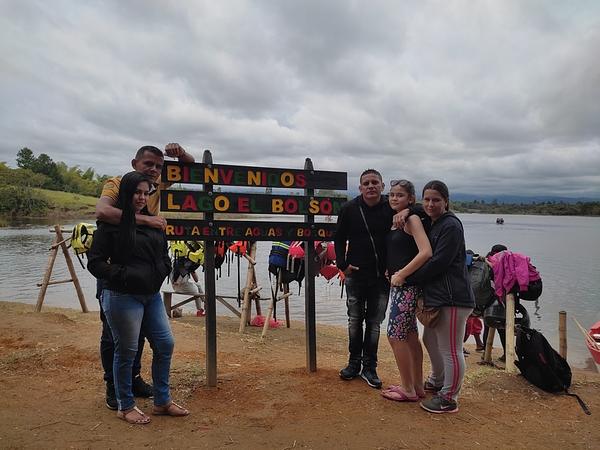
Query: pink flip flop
381 387 419 402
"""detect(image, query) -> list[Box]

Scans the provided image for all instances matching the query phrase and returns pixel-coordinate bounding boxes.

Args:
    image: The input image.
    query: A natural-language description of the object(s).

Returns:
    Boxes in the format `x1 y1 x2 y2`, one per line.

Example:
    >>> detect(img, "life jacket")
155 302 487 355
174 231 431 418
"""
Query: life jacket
228 241 248 256
71 222 96 268
169 241 205 265
314 241 339 281
71 222 96 255
214 241 231 279
267 241 304 287
169 241 205 283
286 241 306 286
269 241 290 269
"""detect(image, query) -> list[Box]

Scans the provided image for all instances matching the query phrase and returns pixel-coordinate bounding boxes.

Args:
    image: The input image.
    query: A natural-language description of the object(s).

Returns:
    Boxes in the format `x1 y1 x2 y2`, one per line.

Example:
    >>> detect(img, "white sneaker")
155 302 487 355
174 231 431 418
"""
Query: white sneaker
172 277 199 295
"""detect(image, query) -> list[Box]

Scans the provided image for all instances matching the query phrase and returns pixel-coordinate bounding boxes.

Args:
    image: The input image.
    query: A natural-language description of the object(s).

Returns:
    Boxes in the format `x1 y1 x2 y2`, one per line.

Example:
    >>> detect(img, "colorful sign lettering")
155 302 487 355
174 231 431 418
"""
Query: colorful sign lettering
164 219 337 241
162 161 347 190
161 191 346 215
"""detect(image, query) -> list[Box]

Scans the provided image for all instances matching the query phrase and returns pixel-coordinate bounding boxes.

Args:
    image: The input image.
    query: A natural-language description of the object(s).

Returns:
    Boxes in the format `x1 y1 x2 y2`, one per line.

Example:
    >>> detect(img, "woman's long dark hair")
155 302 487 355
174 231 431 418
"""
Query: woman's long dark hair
116 171 152 258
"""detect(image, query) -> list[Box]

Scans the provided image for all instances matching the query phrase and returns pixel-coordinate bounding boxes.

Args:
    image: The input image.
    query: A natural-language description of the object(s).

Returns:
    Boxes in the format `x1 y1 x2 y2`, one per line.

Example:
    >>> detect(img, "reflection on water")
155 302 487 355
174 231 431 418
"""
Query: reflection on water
1 214 600 370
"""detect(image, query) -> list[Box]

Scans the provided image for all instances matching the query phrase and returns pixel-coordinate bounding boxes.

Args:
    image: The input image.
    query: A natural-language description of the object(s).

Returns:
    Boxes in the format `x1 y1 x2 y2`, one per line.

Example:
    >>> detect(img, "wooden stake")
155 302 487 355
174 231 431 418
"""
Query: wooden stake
36 225 88 313
238 242 257 333
56 226 88 313
505 293 516 373
252 269 262 316
483 327 496 363
35 239 60 312
260 292 286 339
261 296 275 339
284 282 291 328
559 311 567 359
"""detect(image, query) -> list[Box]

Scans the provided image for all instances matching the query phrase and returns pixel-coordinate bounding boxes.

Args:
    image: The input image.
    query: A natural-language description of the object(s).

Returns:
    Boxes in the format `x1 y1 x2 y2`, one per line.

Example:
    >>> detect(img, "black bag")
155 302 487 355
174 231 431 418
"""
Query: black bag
515 327 590 414
517 278 543 301
483 300 530 330
468 257 495 316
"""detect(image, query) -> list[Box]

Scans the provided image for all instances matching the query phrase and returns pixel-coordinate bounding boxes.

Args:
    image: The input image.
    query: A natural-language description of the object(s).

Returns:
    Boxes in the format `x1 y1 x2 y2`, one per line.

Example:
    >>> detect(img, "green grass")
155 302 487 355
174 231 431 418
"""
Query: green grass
33 188 97 216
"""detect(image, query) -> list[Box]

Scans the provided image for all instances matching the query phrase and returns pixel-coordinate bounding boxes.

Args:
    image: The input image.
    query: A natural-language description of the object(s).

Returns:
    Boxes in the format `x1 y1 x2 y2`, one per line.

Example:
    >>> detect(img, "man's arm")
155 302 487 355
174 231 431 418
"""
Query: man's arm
95 196 167 229
165 143 195 163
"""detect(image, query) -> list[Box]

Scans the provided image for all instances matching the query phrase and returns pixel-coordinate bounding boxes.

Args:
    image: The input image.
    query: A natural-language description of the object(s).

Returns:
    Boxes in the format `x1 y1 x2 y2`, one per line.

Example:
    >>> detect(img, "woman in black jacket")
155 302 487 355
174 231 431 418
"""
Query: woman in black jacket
405 180 474 414
88 171 188 424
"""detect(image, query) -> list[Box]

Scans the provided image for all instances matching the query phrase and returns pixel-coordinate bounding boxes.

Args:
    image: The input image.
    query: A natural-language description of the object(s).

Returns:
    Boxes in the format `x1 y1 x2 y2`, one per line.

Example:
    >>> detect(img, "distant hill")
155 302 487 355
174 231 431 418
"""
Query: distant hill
451 193 600 204
343 190 598 204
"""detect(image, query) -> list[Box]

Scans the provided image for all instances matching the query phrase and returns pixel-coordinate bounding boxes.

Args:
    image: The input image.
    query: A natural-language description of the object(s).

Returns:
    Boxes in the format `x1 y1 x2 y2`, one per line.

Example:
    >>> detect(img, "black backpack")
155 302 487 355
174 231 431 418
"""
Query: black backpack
468 256 495 316
515 327 590 414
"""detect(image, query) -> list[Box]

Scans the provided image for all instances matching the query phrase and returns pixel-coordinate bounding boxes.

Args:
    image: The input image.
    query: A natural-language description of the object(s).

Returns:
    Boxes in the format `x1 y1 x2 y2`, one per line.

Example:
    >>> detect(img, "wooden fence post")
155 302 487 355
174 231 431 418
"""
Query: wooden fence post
505 293 517 373
559 311 567 359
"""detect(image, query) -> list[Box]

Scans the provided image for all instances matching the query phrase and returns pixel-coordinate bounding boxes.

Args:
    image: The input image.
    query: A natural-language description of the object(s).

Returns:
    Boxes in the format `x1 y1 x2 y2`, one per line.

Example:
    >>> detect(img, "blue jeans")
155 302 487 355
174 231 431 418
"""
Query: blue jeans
344 276 390 368
101 289 174 411
97 279 145 384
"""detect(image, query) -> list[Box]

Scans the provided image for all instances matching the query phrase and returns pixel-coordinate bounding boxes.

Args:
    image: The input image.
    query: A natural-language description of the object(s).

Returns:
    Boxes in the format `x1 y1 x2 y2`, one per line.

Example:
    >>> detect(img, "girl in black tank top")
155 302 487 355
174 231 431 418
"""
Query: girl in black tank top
382 179 432 402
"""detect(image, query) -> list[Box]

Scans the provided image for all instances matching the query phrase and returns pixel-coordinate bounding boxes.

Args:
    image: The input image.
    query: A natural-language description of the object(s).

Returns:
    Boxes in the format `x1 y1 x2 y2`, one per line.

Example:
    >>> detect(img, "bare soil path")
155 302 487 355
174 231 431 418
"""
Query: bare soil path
1 301 598 449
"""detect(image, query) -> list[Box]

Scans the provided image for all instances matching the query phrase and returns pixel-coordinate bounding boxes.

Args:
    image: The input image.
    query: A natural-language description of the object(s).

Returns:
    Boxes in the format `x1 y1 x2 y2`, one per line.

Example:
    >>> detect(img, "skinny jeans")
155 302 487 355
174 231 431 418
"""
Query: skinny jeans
97 280 145 383
100 289 174 411
423 306 472 402
344 275 390 368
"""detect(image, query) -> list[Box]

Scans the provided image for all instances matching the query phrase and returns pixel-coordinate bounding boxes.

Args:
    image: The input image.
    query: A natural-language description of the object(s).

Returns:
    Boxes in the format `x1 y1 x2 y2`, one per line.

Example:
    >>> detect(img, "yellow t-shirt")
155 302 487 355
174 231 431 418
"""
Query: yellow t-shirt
101 176 167 216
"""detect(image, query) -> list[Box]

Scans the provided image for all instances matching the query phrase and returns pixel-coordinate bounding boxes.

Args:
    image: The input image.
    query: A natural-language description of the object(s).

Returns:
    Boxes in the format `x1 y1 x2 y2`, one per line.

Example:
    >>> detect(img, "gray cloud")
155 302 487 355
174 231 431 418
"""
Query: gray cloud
1 0 599 197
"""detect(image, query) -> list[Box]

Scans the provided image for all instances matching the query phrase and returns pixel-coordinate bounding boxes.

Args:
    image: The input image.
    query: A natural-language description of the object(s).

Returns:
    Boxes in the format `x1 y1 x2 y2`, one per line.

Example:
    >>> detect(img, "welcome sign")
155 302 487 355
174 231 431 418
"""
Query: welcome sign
161 160 347 240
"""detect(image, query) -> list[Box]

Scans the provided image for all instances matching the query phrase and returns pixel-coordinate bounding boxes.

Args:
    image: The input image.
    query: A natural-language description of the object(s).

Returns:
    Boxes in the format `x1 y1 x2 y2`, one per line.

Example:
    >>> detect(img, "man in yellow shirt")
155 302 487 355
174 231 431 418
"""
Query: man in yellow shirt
97 143 194 225
95 143 195 410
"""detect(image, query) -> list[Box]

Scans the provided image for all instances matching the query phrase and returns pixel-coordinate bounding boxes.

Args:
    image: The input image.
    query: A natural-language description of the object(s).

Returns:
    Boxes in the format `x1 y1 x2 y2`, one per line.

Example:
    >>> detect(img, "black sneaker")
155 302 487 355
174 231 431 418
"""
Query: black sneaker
105 382 117 410
132 375 153 398
420 395 458 414
360 367 382 389
498 354 506 363
423 380 442 392
339 362 361 380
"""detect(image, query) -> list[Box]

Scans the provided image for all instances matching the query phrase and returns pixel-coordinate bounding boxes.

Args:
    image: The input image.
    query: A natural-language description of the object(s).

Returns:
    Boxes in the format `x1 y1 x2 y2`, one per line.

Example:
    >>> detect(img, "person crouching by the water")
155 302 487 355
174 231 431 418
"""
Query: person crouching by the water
404 180 474 414
88 171 189 424
382 179 432 402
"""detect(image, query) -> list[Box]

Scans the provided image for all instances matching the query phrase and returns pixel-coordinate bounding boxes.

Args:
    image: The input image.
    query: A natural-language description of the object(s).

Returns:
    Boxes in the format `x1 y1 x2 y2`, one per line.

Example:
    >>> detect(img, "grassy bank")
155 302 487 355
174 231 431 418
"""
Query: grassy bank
0 188 97 224
34 188 97 216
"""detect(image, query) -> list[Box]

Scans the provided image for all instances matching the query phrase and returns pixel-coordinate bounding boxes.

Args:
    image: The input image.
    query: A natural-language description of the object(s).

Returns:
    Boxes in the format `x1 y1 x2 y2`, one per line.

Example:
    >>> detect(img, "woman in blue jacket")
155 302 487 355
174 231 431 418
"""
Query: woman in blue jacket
88 171 189 424
405 180 474 414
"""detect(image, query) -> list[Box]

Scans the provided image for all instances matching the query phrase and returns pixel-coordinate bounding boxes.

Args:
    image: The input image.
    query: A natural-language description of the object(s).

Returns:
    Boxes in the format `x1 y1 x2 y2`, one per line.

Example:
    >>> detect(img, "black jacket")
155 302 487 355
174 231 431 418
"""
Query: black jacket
334 195 394 281
88 222 171 295
406 212 474 308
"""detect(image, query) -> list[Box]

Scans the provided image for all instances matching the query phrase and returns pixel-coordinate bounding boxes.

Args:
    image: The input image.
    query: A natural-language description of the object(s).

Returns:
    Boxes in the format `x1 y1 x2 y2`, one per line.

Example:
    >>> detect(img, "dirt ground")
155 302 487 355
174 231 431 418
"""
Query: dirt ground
1 301 599 449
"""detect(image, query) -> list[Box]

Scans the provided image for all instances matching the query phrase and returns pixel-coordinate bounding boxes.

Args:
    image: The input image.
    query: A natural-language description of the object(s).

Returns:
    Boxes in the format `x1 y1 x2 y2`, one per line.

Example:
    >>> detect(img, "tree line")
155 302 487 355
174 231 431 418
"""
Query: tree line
1 148 599 217
1 148 111 216
452 200 600 216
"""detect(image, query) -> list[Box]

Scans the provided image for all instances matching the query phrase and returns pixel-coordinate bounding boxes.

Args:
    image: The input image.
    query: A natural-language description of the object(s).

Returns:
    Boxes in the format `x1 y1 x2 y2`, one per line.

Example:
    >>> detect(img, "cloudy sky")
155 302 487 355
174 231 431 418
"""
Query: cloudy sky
1 0 600 197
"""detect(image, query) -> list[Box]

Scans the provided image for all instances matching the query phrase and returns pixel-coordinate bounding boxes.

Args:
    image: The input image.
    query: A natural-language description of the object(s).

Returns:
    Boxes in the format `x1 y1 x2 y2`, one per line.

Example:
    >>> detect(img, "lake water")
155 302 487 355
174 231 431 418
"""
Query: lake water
1 214 599 370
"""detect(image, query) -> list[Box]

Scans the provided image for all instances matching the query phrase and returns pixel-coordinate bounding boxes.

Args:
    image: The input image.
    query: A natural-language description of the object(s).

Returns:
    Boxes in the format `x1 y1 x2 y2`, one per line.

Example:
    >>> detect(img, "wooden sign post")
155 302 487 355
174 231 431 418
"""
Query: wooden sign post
161 154 346 385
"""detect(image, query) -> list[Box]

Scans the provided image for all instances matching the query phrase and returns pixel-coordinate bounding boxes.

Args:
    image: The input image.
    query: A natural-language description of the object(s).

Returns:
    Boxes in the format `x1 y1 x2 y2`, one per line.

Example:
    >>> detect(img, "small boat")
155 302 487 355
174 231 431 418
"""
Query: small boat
587 321 600 364
496 217 504 224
